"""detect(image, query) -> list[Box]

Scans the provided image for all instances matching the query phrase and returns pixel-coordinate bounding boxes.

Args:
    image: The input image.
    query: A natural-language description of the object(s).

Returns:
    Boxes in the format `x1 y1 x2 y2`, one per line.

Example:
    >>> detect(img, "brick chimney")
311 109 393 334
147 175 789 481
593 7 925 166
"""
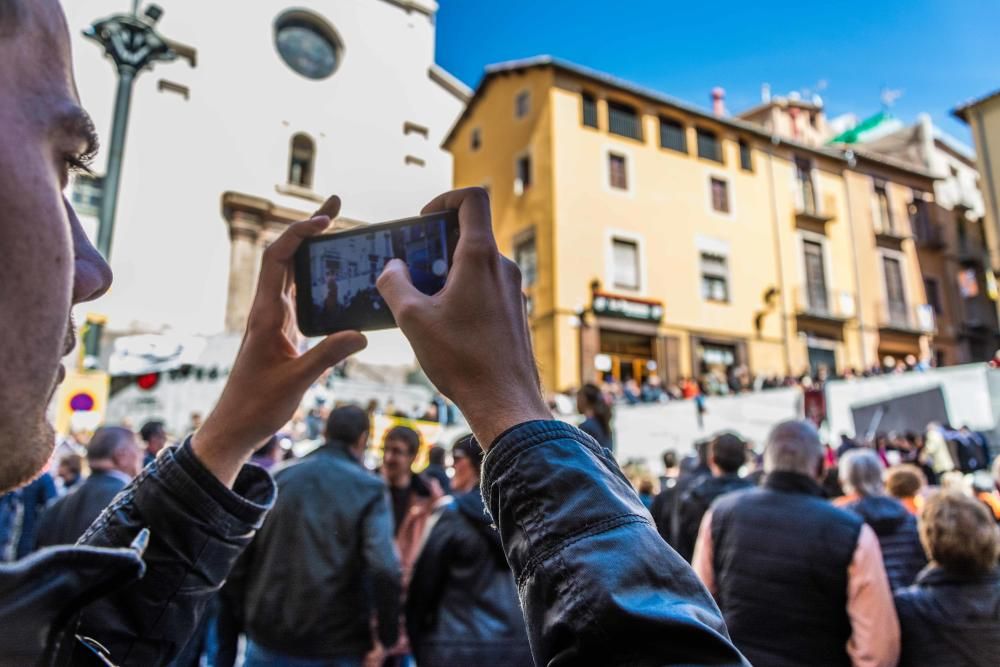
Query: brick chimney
711 87 726 116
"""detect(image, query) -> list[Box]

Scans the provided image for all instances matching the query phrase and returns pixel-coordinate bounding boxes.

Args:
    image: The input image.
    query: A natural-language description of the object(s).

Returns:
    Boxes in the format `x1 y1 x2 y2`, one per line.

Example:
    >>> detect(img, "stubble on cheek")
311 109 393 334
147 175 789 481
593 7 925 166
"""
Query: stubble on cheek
0 409 56 493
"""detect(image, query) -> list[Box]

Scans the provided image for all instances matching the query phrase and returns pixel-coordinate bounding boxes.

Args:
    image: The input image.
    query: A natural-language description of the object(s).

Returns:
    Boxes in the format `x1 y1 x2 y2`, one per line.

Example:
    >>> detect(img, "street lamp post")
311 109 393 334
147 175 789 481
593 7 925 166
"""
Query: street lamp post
84 3 178 259
81 4 181 365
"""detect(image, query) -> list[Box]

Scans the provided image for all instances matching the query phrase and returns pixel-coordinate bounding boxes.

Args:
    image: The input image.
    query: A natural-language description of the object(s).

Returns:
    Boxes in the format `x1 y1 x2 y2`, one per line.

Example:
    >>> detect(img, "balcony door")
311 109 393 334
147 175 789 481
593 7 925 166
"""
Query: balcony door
803 240 829 313
883 256 908 323
795 157 817 214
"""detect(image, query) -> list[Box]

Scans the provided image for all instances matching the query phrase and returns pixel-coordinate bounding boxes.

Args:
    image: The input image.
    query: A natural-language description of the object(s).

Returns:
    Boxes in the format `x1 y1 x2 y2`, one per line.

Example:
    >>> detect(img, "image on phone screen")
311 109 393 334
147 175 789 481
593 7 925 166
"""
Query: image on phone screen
295 210 459 336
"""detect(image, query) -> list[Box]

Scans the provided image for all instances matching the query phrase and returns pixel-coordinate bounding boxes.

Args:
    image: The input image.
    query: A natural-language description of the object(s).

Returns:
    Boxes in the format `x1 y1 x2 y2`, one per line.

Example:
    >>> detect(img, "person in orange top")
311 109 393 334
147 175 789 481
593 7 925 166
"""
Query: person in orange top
886 465 927 516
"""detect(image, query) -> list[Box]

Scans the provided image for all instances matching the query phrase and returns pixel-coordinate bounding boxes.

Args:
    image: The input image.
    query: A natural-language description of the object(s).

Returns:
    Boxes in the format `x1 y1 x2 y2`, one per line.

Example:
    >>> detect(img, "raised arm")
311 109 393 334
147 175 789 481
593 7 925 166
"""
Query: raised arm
72 197 369 663
378 188 747 666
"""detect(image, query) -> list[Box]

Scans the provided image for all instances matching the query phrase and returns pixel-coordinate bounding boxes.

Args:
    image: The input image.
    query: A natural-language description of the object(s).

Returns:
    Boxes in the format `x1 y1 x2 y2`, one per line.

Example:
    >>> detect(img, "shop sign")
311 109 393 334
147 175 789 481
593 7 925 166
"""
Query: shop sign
592 293 664 322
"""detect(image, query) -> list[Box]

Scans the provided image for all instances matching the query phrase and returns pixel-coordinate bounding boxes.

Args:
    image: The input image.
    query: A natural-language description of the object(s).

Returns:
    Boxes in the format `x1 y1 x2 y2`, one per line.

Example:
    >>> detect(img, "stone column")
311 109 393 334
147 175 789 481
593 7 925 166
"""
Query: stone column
225 212 261 332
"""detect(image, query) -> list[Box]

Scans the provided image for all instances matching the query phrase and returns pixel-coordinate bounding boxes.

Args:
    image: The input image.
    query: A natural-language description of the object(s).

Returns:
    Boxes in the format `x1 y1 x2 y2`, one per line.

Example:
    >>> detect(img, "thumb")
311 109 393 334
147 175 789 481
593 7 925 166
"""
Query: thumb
376 259 425 321
297 331 368 379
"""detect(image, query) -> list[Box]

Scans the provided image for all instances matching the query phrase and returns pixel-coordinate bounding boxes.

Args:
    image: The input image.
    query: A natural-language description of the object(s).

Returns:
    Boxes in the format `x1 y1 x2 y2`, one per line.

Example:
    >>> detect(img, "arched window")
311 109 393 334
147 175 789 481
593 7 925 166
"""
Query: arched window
289 133 315 188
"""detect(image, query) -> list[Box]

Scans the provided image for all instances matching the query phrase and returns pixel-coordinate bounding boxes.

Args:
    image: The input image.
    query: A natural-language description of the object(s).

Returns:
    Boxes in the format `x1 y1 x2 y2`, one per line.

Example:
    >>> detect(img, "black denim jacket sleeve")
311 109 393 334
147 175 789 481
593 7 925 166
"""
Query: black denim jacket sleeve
73 440 275 665
481 420 749 667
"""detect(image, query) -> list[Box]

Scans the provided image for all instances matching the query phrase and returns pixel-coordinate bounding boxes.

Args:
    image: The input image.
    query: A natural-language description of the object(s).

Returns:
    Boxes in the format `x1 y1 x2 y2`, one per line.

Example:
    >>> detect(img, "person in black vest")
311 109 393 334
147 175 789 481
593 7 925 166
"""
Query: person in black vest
837 449 927 590
895 491 1000 667
692 420 900 667
674 432 752 562
35 427 142 549
407 435 532 666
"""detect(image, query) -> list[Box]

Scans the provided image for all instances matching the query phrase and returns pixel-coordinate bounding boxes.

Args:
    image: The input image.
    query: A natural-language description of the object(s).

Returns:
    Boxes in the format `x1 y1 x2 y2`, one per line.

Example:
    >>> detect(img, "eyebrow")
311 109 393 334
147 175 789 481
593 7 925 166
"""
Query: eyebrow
56 105 100 161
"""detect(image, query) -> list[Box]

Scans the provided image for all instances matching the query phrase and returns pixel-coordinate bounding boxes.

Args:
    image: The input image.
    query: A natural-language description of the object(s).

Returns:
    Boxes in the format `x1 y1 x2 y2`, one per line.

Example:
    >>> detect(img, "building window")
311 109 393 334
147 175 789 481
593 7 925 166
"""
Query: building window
274 10 342 81
795 157 817 214
700 252 729 302
696 127 722 163
659 117 686 153
515 90 530 118
739 139 753 171
608 101 642 140
514 233 537 288
803 239 829 313
875 182 894 233
883 255 908 322
71 173 104 218
403 121 429 138
924 277 942 315
289 133 315 188
609 153 628 190
470 127 481 151
581 92 598 128
710 177 730 213
515 154 532 194
612 237 640 290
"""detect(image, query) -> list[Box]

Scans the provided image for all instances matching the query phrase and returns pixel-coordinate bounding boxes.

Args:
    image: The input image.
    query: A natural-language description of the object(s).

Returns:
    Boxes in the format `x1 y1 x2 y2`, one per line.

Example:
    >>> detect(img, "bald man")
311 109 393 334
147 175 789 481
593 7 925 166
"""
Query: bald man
692 421 900 667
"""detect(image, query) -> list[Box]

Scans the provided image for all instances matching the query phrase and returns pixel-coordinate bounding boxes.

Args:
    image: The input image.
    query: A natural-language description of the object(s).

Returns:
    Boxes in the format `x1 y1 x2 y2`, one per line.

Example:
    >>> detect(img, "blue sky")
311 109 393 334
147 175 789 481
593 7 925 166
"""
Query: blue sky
436 0 999 144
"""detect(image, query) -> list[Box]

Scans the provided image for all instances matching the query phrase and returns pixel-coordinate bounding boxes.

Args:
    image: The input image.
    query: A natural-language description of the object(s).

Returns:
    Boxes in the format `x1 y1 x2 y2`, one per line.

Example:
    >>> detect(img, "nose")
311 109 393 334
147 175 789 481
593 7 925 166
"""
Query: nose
67 199 113 304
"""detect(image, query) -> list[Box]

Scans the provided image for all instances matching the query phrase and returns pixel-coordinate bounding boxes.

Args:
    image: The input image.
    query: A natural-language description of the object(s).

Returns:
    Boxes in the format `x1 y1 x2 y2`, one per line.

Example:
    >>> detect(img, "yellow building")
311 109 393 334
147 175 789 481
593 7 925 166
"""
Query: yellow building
445 57 937 394
955 89 1000 277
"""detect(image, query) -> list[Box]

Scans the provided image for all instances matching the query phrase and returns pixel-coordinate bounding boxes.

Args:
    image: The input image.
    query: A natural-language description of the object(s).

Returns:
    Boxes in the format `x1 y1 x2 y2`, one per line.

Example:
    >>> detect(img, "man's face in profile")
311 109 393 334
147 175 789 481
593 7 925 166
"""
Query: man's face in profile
0 0 113 492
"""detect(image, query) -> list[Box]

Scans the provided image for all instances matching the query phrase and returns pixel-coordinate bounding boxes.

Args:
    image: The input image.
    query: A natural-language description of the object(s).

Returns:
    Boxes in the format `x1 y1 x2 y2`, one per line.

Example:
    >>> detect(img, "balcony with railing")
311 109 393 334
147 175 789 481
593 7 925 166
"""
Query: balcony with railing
913 222 947 250
873 219 909 250
794 287 855 324
910 200 945 251
957 239 986 265
878 301 936 335
794 185 835 228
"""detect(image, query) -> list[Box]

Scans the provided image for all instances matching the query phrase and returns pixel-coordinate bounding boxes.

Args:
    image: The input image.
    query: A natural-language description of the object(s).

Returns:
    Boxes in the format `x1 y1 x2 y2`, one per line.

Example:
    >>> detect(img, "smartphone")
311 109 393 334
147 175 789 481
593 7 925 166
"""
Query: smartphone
294 210 460 336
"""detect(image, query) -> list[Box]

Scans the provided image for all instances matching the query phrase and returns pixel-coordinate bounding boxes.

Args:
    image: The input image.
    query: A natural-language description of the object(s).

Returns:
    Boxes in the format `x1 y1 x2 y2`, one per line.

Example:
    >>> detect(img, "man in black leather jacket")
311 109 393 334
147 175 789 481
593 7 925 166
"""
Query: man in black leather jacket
236 406 401 665
407 436 532 667
1 1 748 662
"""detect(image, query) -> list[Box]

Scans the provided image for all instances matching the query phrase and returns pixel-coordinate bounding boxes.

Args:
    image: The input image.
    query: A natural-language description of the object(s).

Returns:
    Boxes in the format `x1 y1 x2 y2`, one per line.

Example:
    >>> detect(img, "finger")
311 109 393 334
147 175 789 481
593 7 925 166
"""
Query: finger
312 194 342 220
421 187 495 251
266 214 332 265
376 259 426 325
296 331 368 380
252 215 330 314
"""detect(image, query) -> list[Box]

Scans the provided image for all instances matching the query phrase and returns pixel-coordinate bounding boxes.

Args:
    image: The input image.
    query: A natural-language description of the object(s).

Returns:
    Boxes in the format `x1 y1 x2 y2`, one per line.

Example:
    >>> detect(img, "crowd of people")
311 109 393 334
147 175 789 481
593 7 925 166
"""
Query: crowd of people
561 352 943 408
5 387 999 666
643 423 1000 666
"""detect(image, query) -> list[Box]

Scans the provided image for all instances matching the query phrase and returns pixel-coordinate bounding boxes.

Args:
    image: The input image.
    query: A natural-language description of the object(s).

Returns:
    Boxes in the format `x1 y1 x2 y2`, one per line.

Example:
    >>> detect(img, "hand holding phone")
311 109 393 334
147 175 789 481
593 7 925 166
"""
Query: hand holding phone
376 188 550 449
193 196 367 487
294 210 460 336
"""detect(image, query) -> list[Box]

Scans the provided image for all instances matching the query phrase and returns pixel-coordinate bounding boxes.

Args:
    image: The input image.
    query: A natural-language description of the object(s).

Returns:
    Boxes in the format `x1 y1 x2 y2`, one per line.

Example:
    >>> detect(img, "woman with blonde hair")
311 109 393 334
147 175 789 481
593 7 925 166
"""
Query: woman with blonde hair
895 492 1000 666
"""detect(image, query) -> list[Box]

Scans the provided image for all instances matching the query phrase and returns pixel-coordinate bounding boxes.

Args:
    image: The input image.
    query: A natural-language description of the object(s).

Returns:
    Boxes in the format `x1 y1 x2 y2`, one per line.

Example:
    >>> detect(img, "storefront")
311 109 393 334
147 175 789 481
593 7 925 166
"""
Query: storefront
689 334 749 391
579 292 678 386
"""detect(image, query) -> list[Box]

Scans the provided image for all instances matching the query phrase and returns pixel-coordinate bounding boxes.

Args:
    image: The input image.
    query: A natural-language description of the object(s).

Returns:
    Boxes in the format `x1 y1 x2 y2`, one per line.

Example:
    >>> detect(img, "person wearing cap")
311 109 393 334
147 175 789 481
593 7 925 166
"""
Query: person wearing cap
674 432 753 562
406 436 532 667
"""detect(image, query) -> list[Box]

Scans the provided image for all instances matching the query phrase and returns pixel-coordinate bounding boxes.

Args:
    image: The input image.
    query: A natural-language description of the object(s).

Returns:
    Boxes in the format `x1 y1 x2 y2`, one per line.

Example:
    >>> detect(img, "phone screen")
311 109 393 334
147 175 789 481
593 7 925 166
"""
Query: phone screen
294 210 459 336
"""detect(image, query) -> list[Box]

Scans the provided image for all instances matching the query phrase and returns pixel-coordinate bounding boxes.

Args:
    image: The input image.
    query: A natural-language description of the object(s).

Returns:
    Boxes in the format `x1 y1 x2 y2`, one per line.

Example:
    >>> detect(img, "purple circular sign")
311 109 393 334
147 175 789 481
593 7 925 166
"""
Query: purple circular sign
69 392 95 412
